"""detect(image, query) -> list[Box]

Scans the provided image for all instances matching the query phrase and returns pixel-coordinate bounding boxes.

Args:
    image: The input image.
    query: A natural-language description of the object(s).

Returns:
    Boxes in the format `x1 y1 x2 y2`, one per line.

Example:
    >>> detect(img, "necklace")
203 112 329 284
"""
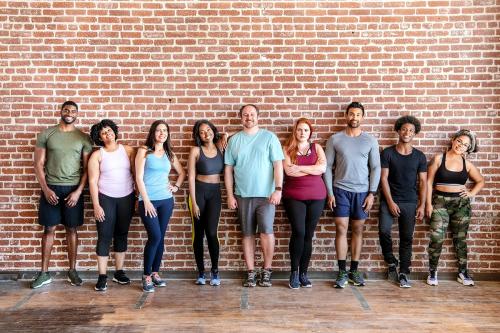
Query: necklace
297 143 310 156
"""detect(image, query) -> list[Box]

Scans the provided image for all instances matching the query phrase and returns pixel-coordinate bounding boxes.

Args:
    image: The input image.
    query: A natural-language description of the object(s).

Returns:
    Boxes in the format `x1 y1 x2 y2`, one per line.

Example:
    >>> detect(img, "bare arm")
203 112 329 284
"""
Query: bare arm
425 154 441 218
416 171 427 220
88 150 105 222
380 167 400 217
34 147 58 205
269 159 284 205
170 154 186 193
283 146 307 177
462 161 485 197
188 147 200 217
224 165 237 209
135 147 156 217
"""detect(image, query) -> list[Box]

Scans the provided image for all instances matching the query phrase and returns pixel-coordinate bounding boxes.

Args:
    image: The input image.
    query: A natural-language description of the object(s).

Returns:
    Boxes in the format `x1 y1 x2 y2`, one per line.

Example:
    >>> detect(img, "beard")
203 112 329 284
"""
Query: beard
61 115 76 125
347 120 359 128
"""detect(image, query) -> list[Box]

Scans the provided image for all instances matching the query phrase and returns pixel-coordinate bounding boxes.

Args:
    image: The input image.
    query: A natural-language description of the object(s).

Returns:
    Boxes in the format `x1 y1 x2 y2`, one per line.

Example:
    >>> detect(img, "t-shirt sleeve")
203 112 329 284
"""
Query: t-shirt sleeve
380 148 390 169
224 140 235 166
418 151 428 173
269 134 284 162
35 130 48 148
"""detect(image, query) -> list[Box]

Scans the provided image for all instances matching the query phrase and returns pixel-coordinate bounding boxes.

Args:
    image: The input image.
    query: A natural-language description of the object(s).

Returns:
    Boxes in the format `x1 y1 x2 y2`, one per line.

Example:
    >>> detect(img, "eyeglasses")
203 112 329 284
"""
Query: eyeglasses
456 138 471 150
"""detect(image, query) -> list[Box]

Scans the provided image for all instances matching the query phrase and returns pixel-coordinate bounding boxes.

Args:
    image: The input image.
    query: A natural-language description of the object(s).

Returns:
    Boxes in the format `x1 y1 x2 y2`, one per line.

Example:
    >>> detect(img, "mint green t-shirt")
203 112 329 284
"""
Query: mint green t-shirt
224 129 284 198
36 125 93 186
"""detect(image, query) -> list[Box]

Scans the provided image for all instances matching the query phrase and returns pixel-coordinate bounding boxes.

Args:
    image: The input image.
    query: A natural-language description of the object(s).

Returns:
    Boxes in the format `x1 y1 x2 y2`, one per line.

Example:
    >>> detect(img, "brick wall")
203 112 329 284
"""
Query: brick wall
0 1 498 273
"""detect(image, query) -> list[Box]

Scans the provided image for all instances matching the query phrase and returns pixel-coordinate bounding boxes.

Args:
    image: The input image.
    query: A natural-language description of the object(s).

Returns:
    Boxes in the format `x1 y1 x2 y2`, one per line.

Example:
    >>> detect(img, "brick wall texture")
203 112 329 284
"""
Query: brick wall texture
0 1 499 274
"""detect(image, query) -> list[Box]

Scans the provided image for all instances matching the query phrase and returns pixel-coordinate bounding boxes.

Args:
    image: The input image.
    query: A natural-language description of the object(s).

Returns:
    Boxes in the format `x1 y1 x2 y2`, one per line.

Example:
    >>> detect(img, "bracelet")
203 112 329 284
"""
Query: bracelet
173 185 179 190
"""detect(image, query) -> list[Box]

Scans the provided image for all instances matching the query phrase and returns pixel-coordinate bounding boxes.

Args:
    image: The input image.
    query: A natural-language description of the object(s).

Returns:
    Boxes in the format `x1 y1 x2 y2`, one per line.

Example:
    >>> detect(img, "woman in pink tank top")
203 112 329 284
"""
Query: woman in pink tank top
282 118 327 289
88 119 136 292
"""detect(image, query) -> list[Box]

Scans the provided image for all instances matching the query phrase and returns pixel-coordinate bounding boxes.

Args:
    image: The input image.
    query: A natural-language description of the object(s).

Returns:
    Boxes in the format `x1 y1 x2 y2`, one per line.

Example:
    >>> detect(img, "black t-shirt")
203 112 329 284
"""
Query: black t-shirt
380 145 427 203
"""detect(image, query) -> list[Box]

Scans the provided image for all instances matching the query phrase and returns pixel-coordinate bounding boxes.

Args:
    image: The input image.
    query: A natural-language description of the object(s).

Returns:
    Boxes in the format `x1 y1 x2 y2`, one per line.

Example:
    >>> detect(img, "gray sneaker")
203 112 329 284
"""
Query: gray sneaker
457 270 474 286
142 275 155 293
259 268 272 287
151 272 167 287
243 270 257 287
399 273 411 288
30 271 52 289
349 270 366 286
334 270 349 288
67 269 83 286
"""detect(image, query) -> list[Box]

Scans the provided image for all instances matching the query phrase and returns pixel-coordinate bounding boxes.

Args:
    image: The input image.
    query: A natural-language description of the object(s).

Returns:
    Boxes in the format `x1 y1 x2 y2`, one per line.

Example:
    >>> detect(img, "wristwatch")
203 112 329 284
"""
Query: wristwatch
369 191 377 195
275 186 282 191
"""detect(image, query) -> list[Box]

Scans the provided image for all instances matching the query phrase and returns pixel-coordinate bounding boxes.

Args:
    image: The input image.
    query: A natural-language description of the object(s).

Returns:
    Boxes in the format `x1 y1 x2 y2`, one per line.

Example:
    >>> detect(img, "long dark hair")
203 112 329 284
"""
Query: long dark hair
192 119 220 147
145 120 174 161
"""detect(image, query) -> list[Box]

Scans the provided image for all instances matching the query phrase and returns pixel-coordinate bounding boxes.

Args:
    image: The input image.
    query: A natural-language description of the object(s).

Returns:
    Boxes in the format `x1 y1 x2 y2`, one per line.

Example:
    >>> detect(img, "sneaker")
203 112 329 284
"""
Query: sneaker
388 263 398 283
334 270 349 289
399 273 411 288
67 269 83 286
457 270 475 286
151 272 167 287
289 271 300 289
30 271 52 289
195 272 206 285
259 268 272 287
349 270 366 286
427 270 438 286
210 270 221 286
299 272 312 288
142 275 155 293
95 274 107 291
243 270 257 287
112 270 130 285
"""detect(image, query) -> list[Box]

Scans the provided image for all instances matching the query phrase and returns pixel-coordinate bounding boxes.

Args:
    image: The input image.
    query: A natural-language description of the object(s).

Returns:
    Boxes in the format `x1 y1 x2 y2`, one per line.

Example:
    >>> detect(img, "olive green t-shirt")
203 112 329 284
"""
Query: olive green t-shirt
36 125 93 186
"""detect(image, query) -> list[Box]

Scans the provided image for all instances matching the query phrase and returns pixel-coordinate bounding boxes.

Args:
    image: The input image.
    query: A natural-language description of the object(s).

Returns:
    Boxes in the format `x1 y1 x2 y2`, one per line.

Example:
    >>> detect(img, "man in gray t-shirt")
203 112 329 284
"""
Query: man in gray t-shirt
324 102 381 288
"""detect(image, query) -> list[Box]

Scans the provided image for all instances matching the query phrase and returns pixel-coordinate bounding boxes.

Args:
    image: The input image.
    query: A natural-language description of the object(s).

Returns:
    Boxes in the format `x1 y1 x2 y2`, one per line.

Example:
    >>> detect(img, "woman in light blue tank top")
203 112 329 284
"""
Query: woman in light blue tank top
135 120 186 292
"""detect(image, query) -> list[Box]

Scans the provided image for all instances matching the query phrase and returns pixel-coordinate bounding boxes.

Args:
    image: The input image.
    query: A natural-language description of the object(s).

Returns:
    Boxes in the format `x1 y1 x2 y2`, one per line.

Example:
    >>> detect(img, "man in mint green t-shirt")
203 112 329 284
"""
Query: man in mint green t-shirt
225 104 284 288
30 101 93 289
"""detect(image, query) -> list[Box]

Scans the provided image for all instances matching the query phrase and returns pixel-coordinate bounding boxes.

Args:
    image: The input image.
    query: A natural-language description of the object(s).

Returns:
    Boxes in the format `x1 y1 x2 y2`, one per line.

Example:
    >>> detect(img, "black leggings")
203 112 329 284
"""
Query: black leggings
96 192 135 256
188 181 221 273
283 198 325 273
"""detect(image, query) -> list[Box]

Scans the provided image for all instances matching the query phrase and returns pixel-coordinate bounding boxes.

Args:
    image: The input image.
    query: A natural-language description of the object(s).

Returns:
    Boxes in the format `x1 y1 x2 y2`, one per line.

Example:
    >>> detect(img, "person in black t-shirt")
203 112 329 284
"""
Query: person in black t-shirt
379 116 427 288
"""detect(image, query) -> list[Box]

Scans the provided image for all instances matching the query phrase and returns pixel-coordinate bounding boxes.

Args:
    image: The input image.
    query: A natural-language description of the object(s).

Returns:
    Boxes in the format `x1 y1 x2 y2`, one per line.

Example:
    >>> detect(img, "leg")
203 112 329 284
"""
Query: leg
335 217 349 261
95 193 117 275
242 235 256 270
151 198 174 274
398 203 417 274
283 198 307 272
112 193 134 270
428 196 450 271
350 219 365 261
260 233 275 269
378 200 397 265
139 201 163 275
256 198 276 269
41 226 57 272
448 198 471 272
190 187 207 273
299 199 325 273
65 226 78 270
204 187 221 272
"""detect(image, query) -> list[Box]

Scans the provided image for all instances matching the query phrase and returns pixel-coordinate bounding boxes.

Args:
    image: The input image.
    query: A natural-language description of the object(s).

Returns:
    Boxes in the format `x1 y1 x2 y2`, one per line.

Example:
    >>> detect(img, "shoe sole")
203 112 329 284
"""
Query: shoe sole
457 277 474 286
31 278 52 289
67 278 82 286
243 282 256 287
94 285 107 291
399 284 411 288
153 283 167 287
426 280 438 286
142 289 155 293
195 280 206 285
349 279 366 286
258 283 272 287
334 281 348 289
210 281 221 286
300 284 312 288
112 278 130 285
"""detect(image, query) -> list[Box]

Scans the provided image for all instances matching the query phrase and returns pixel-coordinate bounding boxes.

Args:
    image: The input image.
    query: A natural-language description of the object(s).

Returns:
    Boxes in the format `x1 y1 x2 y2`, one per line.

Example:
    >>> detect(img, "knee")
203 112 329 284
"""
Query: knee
43 226 56 235
65 227 77 235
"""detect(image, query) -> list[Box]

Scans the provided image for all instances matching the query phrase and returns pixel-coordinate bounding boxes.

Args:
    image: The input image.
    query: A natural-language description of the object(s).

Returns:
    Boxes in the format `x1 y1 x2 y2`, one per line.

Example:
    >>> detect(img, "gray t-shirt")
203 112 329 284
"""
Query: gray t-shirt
324 131 381 195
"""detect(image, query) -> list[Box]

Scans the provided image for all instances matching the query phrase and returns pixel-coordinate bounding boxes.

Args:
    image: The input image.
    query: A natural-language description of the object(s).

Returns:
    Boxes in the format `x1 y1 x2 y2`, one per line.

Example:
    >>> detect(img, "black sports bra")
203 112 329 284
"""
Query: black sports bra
434 153 468 186
196 147 224 176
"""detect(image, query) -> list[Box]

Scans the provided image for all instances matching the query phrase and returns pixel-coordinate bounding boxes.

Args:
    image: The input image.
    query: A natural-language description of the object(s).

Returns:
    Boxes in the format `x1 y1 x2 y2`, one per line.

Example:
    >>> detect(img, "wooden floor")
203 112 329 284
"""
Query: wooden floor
0 277 499 333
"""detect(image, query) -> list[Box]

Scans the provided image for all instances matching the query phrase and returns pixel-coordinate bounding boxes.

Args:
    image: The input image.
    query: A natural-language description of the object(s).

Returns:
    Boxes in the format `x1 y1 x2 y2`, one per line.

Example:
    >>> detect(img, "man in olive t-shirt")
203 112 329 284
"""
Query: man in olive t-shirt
30 101 93 289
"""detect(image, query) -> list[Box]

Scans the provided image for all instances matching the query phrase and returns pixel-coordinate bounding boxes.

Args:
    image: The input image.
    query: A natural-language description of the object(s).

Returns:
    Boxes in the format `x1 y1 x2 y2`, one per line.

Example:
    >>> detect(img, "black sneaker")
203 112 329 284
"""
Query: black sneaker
95 274 107 291
289 271 299 289
399 273 411 288
113 270 130 285
67 269 83 286
299 272 312 288
388 263 398 283
243 270 257 287
334 270 349 288
348 270 366 286
259 268 272 287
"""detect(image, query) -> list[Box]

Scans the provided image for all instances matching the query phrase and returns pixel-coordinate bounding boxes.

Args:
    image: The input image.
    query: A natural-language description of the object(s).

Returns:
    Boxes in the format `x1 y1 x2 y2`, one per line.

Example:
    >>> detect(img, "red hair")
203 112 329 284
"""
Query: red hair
285 118 314 164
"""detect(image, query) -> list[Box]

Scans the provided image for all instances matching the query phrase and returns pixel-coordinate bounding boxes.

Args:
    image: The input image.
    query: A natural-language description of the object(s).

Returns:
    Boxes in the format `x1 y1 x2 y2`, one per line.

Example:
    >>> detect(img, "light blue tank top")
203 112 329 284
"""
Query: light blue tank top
139 152 172 201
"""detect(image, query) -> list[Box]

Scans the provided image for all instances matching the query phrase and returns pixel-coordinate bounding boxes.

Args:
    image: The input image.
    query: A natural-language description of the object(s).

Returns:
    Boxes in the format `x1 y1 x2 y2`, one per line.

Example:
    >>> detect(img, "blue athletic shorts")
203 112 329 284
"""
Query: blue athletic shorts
38 184 84 227
332 187 369 220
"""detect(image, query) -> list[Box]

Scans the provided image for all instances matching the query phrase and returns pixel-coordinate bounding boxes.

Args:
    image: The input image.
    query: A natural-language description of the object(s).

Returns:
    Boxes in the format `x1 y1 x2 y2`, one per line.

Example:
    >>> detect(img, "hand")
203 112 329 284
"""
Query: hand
94 205 105 222
425 205 433 219
144 201 157 218
269 190 282 205
216 133 228 151
327 195 336 210
64 190 81 208
227 195 238 210
362 193 374 213
459 187 472 198
416 204 425 221
43 188 59 205
169 184 179 193
192 203 200 219
387 201 401 217
287 164 302 176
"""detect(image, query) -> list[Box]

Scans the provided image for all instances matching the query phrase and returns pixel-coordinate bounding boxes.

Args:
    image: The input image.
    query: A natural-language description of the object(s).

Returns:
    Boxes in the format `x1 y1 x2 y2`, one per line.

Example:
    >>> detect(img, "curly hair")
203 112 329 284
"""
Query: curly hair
192 119 220 147
451 129 478 154
394 115 421 134
90 119 119 147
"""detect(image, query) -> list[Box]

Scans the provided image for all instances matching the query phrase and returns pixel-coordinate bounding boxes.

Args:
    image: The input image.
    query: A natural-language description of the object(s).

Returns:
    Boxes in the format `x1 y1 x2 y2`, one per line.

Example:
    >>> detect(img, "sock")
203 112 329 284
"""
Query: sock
350 261 359 272
338 260 346 272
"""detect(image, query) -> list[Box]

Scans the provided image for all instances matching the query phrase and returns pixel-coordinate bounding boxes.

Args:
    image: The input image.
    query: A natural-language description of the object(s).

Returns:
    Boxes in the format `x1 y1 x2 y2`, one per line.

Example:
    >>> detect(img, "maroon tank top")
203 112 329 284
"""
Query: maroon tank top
283 144 327 201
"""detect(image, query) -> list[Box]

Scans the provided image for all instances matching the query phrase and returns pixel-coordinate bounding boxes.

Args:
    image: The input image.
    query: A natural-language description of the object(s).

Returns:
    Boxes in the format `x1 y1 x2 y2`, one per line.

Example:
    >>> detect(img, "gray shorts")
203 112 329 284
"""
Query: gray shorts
236 196 275 236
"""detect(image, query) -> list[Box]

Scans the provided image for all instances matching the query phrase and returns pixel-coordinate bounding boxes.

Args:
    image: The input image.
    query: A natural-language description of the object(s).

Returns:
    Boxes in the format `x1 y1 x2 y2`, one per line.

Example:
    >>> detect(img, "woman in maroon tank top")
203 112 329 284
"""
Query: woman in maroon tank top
425 129 484 287
282 118 327 289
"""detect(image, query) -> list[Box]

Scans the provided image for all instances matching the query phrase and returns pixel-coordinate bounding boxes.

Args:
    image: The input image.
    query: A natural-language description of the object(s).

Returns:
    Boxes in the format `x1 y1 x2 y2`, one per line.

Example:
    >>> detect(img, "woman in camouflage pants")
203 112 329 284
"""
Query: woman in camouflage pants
425 130 484 286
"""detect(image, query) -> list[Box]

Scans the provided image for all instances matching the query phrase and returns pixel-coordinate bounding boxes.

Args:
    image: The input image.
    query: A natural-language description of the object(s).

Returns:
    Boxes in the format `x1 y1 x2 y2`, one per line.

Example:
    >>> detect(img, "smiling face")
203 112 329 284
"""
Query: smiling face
451 135 471 154
398 122 416 144
295 121 311 143
240 105 259 129
99 126 116 145
60 104 78 125
345 107 364 128
154 123 169 144
198 123 214 144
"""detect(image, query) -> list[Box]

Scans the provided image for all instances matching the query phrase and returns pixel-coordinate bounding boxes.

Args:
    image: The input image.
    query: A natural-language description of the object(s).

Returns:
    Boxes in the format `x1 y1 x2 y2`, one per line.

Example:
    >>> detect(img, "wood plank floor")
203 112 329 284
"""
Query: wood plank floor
0 278 499 333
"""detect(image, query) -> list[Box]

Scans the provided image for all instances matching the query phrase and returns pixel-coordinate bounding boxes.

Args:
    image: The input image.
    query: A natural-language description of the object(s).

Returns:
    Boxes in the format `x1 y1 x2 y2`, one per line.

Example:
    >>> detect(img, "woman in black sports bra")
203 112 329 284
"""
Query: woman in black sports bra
187 120 227 287
425 129 484 287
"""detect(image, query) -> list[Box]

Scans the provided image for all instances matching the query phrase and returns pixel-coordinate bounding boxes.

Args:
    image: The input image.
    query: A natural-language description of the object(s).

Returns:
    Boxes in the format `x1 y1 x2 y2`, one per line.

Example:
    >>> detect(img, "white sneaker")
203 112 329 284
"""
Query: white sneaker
426 270 438 286
457 270 475 286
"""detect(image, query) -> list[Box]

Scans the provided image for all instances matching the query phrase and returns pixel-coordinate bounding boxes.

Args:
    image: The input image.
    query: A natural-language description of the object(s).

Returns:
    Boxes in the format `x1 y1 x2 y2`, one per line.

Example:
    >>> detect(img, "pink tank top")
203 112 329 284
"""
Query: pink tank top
283 144 327 201
98 144 134 198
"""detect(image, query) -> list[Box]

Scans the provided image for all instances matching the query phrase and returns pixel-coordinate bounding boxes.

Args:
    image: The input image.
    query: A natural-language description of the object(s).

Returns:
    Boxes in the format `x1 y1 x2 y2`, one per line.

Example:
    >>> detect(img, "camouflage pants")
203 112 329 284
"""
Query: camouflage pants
428 194 471 271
